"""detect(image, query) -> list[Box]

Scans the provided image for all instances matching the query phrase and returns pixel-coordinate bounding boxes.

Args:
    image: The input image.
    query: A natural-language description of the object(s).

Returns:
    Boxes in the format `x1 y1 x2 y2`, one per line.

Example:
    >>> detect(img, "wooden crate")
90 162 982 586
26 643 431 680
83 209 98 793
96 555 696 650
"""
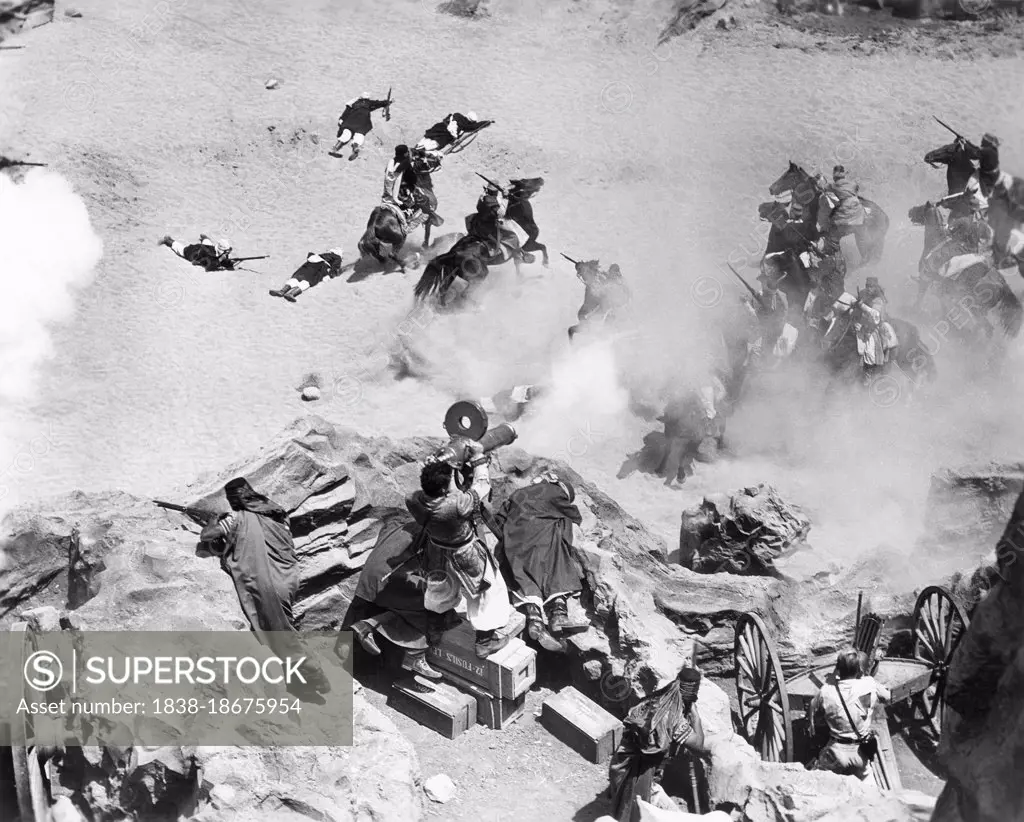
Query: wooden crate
387 680 477 740
541 686 624 764
427 615 535 700
443 669 528 730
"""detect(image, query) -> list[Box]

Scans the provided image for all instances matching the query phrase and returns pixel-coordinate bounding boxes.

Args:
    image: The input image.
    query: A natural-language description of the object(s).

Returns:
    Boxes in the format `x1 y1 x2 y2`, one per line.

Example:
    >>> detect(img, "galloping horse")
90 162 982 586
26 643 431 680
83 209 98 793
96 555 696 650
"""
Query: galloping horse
908 201 1022 341
925 139 978 203
412 232 526 309
769 162 889 265
757 198 817 312
357 204 430 272
504 177 549 266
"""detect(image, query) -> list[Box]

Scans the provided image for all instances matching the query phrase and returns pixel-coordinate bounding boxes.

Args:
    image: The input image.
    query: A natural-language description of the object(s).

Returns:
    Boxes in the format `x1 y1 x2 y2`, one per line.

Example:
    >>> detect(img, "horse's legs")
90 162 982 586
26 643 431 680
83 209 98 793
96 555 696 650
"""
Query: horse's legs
422 221 432 250
522 234 549 267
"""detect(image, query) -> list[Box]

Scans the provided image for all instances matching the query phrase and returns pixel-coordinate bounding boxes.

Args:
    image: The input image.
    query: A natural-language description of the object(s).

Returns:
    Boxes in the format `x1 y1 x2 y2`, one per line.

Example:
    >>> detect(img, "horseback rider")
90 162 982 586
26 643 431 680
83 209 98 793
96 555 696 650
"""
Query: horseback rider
329 92 392 160
409 147 444 228
975 133 1001 198
842 278 898 384
416 111 489 159
382 144 415 210
822 165 866 248
567 261 631 340
747 270 792 367
802 238 847 331
466 181 508 257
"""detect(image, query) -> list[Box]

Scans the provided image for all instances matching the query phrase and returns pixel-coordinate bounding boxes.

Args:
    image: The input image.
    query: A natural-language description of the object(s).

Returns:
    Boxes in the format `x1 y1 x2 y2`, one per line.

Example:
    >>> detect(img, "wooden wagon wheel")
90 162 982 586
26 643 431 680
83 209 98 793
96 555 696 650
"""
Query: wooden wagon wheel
7 622 53 822
912 585 970 738
734 612 793 762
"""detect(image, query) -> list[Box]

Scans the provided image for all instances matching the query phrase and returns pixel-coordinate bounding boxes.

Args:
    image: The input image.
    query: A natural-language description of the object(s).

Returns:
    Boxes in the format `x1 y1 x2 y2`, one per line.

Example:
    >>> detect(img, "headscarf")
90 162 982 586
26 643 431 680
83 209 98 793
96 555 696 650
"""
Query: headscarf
224 477 289 522
624 666 701 751
215 239 232 255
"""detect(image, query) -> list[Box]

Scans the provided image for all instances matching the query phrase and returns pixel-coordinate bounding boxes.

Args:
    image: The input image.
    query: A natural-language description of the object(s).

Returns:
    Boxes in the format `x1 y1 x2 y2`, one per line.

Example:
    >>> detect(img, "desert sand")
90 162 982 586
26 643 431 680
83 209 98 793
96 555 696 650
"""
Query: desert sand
1 0 1023 628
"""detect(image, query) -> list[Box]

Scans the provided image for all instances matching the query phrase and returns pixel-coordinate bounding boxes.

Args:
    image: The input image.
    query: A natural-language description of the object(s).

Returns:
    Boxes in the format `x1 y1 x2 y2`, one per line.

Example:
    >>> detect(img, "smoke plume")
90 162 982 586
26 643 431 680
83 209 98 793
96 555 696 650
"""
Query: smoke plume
0 169 103 511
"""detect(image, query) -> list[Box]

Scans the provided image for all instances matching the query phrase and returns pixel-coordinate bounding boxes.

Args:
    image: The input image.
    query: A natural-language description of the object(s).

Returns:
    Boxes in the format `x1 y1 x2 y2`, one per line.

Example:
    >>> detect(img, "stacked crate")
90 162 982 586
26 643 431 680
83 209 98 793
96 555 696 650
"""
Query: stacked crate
388 611 536 736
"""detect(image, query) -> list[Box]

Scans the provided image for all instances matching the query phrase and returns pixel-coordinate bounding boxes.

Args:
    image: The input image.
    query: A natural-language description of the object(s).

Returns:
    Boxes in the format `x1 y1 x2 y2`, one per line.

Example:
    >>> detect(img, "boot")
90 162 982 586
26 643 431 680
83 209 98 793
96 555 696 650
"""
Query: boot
351 620 381 656
402 649 442 680
328 141 344 157
268 286 288 298
157 235 173 247
525 605 563 653
548 598 569 635
282 286 302 303
474 630 510 659
349 144 361 161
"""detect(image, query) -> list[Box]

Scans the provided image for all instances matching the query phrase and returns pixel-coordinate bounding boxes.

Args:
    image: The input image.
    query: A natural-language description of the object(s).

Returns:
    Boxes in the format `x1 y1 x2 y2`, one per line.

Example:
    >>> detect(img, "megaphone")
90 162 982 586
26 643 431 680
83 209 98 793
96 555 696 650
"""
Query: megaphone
430 400 518 468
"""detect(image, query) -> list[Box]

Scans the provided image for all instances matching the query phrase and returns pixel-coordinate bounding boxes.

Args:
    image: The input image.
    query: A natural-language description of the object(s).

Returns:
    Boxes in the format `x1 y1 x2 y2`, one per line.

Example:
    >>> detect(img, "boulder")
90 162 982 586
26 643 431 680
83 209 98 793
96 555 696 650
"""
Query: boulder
920 462 1024 558
0 0 53 41
678 485 811 575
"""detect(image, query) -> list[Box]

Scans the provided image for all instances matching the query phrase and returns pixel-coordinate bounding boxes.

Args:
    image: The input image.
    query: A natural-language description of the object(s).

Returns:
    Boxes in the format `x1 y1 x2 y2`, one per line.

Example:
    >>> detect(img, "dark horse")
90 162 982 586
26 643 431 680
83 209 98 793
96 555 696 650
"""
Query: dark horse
925 139 978 206
908 201 1022 341
757 199 817 313
504 177 549 266
769 162 889 265
412 233 525 309
820 306 936 394
356 204 432 272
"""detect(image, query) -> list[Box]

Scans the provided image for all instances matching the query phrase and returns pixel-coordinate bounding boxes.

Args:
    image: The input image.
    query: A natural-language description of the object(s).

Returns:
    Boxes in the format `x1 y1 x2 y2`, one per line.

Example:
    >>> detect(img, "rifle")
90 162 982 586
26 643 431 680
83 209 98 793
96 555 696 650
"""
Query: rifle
384 86 392 122
933 116 976 150
560 253 580 265
153 500 220 526
228 254 269 265
0 157 46 169
474 171 507 196
0 45 25 50
726 263 767 311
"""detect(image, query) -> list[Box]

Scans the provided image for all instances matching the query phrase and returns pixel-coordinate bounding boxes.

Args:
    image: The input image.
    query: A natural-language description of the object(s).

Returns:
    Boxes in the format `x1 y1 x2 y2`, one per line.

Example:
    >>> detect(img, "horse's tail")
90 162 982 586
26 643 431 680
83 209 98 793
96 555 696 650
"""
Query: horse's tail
995 285 1023 338
413 257 450 301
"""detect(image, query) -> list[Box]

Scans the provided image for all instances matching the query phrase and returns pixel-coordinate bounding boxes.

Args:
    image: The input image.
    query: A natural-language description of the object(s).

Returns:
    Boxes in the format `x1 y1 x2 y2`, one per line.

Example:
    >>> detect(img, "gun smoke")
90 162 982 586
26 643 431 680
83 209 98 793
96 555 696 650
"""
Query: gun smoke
0 169 103 512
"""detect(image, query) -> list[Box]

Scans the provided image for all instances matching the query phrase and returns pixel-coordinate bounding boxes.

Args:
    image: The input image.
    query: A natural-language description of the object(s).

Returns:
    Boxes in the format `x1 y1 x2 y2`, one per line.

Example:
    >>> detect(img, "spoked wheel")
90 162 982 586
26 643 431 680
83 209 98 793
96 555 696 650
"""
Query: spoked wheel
8 622 52 822
912 586 970 738
734 612 793 762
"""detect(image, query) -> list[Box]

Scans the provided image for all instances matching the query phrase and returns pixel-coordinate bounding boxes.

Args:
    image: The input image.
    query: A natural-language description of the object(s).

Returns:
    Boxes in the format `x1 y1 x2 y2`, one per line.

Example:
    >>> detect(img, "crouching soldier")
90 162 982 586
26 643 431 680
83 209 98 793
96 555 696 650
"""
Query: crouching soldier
493 471 589 653
159 234 235 271
269 247 344 302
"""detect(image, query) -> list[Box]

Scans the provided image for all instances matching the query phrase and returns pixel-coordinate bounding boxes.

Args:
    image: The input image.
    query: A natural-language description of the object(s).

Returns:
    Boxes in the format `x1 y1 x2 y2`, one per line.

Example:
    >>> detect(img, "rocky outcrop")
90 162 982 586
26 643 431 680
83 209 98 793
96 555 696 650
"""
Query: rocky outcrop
931 487 1024 822
0 416 948 822
0 0 53 42
0 480 423 820
678 484 811 575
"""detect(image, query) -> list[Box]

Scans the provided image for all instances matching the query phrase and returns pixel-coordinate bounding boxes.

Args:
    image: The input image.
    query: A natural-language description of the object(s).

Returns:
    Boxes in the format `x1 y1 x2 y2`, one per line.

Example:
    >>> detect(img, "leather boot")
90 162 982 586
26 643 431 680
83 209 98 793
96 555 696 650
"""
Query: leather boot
402 649 442 680
269 286 288 298
525 605 563 652
474 630 510 659
351 620 381 656
547 597 570 635
282 286 302 303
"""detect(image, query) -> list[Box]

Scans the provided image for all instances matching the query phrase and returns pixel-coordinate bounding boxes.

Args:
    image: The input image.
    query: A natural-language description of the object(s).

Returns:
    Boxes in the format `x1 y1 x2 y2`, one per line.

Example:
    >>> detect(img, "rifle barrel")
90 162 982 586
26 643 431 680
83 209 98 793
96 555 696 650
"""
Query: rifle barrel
560 253 580 265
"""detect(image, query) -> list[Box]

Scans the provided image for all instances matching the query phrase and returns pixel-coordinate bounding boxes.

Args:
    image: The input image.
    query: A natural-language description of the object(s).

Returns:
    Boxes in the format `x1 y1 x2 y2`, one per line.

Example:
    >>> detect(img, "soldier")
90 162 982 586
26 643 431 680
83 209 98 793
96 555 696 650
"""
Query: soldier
269 248 344 302
159 234 235 272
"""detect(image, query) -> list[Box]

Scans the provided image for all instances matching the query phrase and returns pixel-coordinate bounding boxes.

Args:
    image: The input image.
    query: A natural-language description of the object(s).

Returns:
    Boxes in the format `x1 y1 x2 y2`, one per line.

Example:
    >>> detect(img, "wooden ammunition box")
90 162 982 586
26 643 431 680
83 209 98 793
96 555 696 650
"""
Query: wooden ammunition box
443 669 528 730
387 680 477 740
541 686 624 764
427 616 535 700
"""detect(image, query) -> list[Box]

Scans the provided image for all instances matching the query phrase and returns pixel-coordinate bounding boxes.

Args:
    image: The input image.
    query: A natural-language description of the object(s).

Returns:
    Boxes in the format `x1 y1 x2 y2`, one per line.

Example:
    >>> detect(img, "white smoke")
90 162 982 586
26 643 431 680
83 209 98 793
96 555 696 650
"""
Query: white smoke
0 169 103 511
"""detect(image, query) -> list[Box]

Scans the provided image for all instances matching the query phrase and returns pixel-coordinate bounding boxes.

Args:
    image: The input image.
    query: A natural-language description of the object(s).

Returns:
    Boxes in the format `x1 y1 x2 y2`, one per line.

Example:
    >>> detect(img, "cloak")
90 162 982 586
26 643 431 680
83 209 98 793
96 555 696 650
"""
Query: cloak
494 481 585 605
